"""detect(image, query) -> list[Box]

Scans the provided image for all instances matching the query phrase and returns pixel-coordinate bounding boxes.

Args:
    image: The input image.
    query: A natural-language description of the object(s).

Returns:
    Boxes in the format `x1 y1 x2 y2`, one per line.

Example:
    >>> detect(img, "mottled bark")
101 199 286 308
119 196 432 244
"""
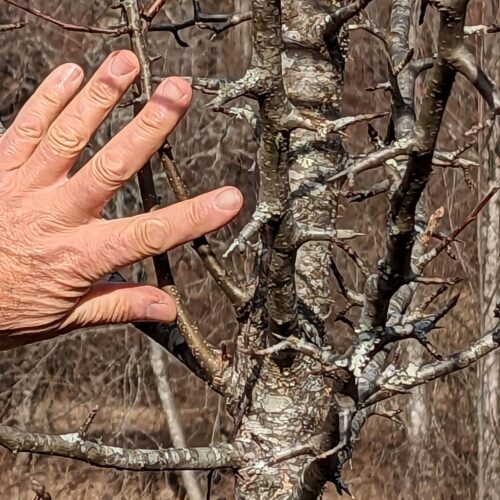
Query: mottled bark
0 423 245 470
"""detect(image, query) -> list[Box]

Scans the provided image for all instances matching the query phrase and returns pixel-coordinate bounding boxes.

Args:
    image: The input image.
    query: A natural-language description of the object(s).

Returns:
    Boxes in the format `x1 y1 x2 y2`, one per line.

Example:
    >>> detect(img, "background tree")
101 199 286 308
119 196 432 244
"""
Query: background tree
0 0 499 498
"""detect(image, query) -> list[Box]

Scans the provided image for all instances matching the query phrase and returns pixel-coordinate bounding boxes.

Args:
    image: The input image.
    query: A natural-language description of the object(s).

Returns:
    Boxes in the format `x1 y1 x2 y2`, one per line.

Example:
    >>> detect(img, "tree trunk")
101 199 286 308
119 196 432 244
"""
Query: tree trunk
476 2 500 494
232 0 346 497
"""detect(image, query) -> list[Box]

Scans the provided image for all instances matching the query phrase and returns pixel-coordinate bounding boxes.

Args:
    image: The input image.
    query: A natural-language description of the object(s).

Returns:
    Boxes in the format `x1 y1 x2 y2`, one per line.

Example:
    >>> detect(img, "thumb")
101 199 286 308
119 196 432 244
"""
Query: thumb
62 282 176 329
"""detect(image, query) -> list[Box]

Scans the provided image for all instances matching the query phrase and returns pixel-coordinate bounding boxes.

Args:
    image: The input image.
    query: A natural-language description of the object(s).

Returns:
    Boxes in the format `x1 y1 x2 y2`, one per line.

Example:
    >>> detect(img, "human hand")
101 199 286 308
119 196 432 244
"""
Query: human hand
0 50 242 350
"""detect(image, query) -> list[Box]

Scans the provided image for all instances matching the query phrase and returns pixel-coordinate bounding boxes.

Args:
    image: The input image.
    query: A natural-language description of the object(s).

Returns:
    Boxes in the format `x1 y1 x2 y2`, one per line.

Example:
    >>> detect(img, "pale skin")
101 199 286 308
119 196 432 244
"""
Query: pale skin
0 50 243 350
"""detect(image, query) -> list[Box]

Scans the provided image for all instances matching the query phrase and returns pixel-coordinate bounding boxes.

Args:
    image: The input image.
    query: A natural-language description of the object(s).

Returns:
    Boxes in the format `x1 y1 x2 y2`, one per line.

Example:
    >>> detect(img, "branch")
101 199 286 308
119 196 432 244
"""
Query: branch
140 0 167 21
150 346 204 500
367 327 500 405
343 179 390 202
2 0 127 35
328 139 415 182
0 21 25 31
242 336 341 371
207 69 262 108
121 0 228 388
105 272 213 386
325 0 374 35
346 293 461 378
163 285 226 389
159 147 247 309
148 3 251 46
418 186 500 270
464 24 500 36
360 0 471 330
0 423 244 470
450 47 500 114
201 11 252 40
221 0 301 343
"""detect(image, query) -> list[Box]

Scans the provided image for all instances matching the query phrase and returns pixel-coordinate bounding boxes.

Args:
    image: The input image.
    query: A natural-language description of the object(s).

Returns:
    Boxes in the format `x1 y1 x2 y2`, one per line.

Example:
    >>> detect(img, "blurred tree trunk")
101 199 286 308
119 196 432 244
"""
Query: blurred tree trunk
403 4 431 494
476 2 500 497
405 0 429 445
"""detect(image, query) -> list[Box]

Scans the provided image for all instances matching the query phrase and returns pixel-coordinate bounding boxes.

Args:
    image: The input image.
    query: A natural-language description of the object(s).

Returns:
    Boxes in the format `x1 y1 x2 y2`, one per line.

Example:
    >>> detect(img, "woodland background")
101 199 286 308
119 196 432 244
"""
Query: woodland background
0 0 498 498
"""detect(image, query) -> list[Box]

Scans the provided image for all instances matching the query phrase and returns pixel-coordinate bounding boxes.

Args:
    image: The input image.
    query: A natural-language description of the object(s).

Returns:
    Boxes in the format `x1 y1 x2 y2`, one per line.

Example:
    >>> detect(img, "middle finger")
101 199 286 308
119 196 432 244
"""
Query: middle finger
21 50 139 189
60 77 192 218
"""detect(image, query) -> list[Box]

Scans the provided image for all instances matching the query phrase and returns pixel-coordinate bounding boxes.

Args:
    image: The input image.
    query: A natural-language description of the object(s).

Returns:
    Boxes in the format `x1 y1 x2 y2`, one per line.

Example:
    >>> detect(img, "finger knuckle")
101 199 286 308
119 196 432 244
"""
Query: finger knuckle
14 113 45 141
92 150 130 188
47 118 88 157
132 219 170 255
41 87 64 108
137 107 165 136
185 199 211 227
85 79 116 107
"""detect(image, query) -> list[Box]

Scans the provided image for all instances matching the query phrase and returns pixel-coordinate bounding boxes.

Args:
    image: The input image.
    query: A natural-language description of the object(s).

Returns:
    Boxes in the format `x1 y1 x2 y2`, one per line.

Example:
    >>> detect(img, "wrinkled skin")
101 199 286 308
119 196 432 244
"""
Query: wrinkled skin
0 50 242 350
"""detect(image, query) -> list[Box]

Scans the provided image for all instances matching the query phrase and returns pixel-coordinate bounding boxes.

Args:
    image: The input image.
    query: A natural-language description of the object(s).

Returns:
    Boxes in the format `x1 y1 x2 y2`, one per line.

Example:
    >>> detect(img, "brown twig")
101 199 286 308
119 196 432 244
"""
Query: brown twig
2 0 128 35
140 0 167 21
201 11 252 40
159 147 247 309
31 479 51 500
419 186 500 269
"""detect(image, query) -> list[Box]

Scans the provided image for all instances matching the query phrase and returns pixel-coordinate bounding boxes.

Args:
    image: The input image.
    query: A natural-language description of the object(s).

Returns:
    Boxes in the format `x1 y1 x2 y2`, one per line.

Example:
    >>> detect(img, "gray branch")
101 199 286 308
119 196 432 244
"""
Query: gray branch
0 424 244 471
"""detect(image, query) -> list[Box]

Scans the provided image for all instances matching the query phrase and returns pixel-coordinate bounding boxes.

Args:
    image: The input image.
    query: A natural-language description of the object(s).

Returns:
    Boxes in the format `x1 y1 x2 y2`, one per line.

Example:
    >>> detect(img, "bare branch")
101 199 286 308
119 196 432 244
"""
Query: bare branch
326 0 374 35
202 11 252 39
141 0 167 21
0 423 244 470
148 3 251 46
0 21 25 31
368 328 500 405
464 24 500 36
360 0 472 330
159 148 247 309
418 186 500 269
343 179 390 202
121 0 230 389
2 0 127 35
150 347 204 500
242 336 341 370
328 139 415 182
163 285 226 389
222 0 302 342
207 69 262 108
449 47 500 113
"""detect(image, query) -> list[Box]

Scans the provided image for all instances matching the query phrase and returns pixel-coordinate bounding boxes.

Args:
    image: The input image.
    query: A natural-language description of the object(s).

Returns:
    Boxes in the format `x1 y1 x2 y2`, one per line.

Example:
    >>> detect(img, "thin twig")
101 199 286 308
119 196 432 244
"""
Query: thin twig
2 0 128 35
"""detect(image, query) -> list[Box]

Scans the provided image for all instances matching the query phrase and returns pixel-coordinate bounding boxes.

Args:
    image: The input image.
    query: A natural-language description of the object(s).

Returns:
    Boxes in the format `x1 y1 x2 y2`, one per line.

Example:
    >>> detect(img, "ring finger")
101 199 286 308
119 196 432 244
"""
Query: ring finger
20 50 139 189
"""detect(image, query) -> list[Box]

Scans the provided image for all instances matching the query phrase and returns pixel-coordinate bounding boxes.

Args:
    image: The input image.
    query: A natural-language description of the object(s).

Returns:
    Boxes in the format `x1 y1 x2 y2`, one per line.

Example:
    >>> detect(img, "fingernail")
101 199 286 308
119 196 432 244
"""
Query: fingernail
160 79 187 102
110 52 137 76
214 188 243 212
59 64 82 85
146 302 174 322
